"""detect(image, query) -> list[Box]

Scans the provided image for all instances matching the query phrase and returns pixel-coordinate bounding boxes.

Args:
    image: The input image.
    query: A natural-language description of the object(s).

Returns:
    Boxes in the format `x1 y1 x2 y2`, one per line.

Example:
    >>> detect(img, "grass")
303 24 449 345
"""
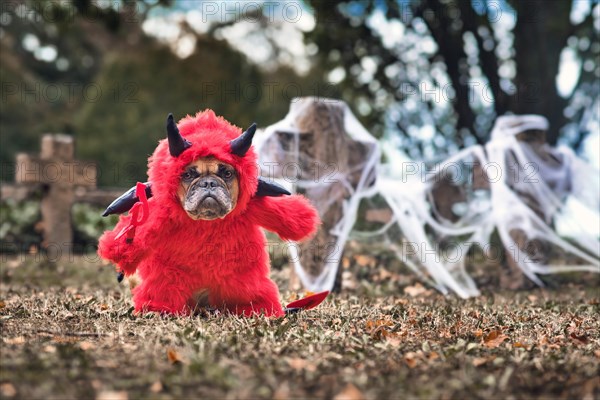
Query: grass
0 254 599 399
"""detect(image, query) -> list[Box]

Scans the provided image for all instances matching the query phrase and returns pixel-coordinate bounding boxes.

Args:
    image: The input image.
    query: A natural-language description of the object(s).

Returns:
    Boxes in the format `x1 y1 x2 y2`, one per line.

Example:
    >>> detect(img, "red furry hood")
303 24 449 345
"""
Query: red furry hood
147 110 258 220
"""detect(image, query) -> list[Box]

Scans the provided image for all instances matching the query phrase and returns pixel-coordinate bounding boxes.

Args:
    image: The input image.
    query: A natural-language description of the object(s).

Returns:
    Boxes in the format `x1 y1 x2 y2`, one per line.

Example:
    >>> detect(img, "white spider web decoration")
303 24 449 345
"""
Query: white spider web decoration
256 99 599 298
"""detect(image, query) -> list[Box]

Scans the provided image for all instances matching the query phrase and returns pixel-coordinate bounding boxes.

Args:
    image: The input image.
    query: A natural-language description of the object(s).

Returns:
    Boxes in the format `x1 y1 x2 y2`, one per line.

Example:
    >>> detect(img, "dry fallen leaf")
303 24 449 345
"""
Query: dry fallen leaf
366 319 394 340
539 336 561 350
404 352 419 369
287 358 307 370
386 335 403 347
333 383 365 400
0 301 6 309
0 383 16 398
513 342 526 348
96 359 118 369
483 330 508 348
167 348 183 364
403 283 428 297
79 341 95 351
472 357 489 367
342 257 351 269
3 336 25 345
287 358 317 372
43 345 56 353
90 380 102 390
365 319 392 330
96 390 128 400
273 381 290 400
354 254 375 267
376 268 393 281
150 381 163 393
53 336 78 344
342 271 358 290
473 329 484 338
287 292 298 302
569 332 589 345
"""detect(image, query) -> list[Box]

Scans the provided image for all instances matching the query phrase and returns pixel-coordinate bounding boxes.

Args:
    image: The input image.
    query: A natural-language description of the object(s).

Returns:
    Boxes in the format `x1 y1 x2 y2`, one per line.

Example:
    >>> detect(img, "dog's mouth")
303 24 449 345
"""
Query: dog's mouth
185 192 232 220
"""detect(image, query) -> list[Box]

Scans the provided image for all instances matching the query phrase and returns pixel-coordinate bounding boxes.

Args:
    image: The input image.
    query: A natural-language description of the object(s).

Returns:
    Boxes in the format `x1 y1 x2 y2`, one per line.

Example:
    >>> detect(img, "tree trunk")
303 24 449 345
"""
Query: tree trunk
510 0 572 145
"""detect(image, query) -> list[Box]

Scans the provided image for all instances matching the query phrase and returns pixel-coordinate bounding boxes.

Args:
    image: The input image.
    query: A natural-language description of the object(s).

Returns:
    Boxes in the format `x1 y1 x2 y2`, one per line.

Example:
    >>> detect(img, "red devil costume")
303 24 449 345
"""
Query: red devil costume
98 110 320 317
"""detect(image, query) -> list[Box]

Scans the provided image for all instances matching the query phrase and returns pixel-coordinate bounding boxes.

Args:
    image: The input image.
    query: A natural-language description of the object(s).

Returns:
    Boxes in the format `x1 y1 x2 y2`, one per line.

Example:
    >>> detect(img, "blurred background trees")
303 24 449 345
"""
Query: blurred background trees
0 0 314 186
1 0 598 186
307 0 598 158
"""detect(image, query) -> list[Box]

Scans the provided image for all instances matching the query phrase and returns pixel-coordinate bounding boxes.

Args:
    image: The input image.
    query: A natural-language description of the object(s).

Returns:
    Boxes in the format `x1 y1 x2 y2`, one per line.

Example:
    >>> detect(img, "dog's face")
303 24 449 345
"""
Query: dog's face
177 157 239 220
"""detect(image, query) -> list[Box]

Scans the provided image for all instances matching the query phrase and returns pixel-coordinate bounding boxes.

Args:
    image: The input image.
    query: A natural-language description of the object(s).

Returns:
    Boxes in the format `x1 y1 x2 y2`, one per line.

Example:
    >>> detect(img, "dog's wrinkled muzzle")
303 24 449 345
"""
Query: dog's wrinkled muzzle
184 177 232 220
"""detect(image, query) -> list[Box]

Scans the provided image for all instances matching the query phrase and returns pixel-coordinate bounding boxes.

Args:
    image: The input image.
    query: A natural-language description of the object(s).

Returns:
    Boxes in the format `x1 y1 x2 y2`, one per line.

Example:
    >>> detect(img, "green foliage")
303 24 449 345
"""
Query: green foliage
73 39 312 186
71 203 118 242
0 199 41 245
0 200 117 249
0 2 315 186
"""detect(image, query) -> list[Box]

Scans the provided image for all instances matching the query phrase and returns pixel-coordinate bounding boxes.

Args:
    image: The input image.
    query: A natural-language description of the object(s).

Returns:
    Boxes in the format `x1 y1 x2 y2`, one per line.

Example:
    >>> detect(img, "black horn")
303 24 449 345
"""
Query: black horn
255 177 291 197
230 123 257 157
167 113 191 157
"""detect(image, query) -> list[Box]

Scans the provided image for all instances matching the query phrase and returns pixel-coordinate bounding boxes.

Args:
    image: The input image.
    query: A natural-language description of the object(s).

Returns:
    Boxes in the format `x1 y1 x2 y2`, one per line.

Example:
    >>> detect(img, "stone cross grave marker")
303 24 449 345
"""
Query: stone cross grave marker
15 134 97 256
258 97 377 291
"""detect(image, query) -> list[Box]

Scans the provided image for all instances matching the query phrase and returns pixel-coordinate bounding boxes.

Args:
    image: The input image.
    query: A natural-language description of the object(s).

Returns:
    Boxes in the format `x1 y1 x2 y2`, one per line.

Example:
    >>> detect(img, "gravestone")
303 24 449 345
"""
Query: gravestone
15 134 97 255
259 98 377 291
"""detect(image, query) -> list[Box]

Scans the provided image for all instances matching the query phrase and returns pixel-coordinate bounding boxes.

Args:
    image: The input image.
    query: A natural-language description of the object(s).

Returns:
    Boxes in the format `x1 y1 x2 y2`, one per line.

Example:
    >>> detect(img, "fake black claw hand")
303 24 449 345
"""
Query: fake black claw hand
102 182 153 217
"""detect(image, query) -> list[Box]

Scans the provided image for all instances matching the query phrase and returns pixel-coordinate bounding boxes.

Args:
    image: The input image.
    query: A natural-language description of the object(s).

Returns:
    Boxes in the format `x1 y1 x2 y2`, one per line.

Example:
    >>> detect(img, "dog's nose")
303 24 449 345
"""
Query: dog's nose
199 177 219 189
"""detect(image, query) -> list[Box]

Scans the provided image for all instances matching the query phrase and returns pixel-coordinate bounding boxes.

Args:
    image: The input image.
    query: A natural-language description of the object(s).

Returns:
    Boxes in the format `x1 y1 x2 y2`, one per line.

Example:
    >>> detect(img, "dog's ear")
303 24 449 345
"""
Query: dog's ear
230 123 257 157
255 178 290 197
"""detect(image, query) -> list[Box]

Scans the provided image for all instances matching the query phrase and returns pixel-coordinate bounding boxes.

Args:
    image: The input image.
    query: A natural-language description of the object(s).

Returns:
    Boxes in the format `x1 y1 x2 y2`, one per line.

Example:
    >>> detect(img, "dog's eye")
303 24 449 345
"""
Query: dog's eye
181 171 195 181
223 170 233 179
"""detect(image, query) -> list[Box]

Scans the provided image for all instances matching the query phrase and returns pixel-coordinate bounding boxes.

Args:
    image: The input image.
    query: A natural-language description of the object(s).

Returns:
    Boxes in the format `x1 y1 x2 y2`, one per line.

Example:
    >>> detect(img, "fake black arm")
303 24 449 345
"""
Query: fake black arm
101 178 290 217
101 183 153 217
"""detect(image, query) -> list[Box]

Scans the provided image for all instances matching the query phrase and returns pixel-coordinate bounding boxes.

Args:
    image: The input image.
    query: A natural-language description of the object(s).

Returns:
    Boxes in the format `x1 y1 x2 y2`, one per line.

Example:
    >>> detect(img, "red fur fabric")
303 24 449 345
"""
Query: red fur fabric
98 110 320 317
